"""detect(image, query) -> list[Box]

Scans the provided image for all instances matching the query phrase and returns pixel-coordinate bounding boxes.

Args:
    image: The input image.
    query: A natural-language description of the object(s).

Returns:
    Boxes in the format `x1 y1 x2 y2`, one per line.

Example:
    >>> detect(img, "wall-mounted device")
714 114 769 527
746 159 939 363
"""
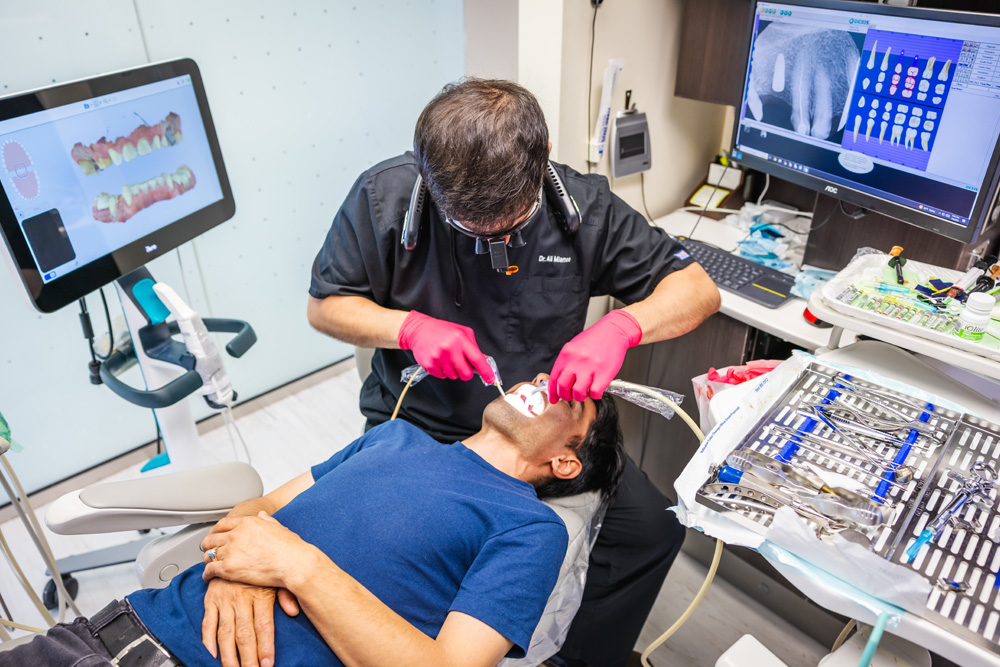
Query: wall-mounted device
0 58 235 312
589 58 625 164
612 91 652 178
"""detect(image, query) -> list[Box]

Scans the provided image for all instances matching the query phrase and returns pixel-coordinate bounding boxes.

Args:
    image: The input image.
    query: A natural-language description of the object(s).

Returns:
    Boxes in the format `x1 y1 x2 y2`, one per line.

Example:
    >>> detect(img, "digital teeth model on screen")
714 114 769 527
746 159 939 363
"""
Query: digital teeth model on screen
71 112 183 175
92 165 195 223
922 56 936 79
938 59 951 80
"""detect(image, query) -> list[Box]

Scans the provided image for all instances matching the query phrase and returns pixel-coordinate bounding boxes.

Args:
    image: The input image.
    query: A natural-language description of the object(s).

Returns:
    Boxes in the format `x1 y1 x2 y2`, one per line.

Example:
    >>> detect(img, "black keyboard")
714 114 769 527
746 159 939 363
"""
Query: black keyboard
681 238 797 308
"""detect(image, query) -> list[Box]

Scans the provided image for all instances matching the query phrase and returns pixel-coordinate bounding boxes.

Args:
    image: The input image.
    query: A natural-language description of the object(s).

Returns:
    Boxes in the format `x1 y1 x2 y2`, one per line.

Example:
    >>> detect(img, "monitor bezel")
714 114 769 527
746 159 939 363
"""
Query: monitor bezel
731 0 1000 245
0 58 235 313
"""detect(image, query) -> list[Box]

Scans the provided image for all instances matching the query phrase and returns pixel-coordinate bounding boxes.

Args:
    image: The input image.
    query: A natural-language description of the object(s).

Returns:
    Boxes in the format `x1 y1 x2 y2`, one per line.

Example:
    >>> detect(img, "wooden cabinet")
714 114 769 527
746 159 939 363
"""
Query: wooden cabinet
674 0 753 106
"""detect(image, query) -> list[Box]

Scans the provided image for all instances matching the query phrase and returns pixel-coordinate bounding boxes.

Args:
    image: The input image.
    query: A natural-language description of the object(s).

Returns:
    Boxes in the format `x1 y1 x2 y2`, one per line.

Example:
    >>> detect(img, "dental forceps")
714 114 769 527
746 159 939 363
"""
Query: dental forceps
800 492 885 528
820 377 931 418
703 477 850 533
804 404 918 447
766 424 913 489
726 450 885 526
799 405 904 462
727 449 837 496
812 399 940 444
904 461 998 562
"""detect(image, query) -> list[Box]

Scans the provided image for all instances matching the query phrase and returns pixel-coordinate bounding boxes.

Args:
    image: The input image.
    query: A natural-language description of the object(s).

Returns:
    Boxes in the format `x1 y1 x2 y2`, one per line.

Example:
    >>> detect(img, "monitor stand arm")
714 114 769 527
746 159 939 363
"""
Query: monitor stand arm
41 266 259 596
108 267 256 471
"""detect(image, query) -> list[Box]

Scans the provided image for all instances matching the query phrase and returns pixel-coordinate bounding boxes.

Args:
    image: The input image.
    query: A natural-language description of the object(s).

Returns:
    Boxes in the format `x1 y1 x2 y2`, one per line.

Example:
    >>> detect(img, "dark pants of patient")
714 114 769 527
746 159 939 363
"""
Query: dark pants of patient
558 456 685 667
0 600 179 667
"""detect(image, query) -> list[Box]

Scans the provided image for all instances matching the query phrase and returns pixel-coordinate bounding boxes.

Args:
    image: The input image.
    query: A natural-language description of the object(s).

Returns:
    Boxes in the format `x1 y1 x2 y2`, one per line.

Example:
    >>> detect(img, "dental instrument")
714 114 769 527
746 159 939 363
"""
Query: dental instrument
817 397 941 441
765 425 913 489
904 461 997 562
727 449 839 496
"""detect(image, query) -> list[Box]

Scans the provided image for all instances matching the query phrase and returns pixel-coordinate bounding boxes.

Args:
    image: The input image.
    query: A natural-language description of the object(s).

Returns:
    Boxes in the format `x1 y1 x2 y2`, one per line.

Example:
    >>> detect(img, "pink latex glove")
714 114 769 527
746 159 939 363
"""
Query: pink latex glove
549 310 643 403
397 311 495 383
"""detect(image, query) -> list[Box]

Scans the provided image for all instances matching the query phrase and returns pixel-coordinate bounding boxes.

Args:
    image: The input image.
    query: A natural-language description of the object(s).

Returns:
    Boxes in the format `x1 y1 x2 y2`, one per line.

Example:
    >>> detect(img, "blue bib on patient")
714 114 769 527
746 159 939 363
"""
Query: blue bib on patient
127 420 568 667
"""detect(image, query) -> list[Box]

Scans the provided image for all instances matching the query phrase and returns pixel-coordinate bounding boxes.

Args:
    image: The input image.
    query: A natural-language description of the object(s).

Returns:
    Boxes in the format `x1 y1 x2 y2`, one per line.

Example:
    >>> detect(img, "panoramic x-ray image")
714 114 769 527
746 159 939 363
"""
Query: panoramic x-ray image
745 22 863 142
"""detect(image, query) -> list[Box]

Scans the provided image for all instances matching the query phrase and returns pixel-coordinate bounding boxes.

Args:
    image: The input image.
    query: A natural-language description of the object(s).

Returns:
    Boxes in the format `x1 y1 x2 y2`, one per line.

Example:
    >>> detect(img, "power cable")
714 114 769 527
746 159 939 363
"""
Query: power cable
756 172 770 206
687 163 731 240
809 199 847 232
639 172 655 223
97 288 114 360
586 2 599 174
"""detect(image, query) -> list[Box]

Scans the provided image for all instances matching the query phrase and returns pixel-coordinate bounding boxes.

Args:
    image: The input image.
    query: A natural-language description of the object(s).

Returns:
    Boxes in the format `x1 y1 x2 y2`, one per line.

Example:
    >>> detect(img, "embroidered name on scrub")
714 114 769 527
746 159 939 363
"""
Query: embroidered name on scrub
539 255 571 263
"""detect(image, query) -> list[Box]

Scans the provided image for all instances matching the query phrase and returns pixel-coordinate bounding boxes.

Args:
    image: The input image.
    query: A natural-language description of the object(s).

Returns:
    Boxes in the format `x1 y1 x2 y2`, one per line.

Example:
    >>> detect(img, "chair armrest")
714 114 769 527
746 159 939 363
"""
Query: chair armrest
46 462 263 535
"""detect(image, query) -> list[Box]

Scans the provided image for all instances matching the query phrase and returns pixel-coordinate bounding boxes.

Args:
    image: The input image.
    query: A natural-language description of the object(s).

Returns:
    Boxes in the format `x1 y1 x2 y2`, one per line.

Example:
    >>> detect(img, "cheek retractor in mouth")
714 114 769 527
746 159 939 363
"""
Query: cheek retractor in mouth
504 384 549 418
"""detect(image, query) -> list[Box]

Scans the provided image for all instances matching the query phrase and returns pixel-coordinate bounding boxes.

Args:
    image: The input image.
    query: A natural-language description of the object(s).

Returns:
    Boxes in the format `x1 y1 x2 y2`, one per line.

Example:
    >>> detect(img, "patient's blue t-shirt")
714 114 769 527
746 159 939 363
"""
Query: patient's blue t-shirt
127 420 568 666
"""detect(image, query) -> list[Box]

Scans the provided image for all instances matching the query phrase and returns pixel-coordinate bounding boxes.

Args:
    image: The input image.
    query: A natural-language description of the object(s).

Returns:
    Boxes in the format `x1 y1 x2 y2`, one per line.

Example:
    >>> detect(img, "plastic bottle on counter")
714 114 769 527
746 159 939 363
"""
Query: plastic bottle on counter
953 292 994 342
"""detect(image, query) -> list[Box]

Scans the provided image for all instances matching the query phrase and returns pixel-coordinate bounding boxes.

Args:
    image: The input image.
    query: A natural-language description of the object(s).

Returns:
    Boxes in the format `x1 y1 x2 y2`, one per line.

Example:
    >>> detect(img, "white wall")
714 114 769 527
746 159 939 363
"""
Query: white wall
0 0 465 495
557 0 727 217
466 0 518 79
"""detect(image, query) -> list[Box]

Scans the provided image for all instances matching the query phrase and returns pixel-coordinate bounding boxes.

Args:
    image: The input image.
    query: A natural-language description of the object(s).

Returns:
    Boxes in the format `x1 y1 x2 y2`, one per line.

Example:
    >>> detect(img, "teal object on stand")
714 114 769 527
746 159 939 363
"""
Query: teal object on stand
130 279 170 324
141 451 171 472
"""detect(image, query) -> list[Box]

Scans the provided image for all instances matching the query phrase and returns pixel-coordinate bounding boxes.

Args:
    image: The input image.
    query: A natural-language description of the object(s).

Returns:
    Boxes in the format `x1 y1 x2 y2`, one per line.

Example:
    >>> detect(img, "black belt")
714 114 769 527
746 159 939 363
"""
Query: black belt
90 599 182 667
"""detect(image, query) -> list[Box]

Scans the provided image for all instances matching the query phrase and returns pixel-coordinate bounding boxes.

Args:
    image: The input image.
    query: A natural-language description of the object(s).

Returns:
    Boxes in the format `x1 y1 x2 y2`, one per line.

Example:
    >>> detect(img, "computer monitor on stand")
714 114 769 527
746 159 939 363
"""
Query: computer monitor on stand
0 60 261 593
0 58 243 471
730 0 1000 247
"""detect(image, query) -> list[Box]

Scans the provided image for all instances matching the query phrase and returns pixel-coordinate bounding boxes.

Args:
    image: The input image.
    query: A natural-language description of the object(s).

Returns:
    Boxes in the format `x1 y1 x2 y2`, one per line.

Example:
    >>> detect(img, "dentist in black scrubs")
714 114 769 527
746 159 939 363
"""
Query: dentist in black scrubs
307 78 720 667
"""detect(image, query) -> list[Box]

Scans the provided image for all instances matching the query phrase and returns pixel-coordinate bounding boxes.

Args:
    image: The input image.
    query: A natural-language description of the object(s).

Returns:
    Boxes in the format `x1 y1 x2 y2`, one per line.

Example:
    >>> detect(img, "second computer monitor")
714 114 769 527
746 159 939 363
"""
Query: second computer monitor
731 0 1000 244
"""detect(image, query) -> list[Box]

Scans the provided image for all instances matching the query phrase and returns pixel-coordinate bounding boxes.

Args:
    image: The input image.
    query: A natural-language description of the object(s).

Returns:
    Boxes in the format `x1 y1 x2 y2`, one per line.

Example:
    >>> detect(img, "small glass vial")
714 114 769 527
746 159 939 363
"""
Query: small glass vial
953 292 994 342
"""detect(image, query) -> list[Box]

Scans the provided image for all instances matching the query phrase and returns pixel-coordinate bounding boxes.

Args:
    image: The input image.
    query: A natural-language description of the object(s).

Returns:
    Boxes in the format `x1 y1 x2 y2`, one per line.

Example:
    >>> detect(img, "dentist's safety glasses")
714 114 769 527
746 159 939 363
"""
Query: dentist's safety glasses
400 356 504 388
505 381 550 418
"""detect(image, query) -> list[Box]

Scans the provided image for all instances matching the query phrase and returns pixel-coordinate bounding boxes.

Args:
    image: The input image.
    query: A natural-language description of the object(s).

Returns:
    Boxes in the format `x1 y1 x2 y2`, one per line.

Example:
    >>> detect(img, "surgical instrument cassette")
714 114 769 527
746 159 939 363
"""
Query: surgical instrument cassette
692 358 1000 656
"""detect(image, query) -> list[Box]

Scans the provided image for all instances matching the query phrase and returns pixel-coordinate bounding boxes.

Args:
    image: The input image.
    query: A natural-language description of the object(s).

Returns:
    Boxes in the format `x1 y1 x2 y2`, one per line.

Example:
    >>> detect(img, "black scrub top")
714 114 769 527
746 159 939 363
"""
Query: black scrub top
310 153 694 443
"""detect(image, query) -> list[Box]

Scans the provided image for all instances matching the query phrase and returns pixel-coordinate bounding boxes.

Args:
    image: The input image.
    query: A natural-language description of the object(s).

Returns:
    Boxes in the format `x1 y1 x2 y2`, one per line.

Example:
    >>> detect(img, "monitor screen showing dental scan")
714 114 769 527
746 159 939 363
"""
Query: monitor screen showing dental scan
0 59 234 312
731 0 1000 244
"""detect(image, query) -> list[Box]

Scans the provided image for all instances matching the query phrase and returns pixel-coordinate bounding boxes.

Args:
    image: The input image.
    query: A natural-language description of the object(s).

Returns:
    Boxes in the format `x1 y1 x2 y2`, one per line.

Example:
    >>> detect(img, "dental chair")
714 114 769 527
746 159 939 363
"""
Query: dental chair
354 296 612 666
43 269 265 594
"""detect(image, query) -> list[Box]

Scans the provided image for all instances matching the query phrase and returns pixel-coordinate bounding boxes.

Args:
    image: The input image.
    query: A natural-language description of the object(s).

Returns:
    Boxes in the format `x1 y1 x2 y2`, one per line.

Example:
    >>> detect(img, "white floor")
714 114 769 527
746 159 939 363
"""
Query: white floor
0 364 829 665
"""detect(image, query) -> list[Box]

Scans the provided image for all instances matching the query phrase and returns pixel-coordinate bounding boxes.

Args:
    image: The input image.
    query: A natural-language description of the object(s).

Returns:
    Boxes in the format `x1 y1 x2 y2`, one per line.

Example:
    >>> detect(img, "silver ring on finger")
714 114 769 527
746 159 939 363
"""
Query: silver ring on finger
206 547 219 562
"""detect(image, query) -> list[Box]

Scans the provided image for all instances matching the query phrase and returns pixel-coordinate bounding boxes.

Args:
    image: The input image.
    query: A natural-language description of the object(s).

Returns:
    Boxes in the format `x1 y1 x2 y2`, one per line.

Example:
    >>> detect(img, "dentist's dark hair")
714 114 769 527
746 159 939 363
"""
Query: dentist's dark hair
413 78 549 235
534 395 626 501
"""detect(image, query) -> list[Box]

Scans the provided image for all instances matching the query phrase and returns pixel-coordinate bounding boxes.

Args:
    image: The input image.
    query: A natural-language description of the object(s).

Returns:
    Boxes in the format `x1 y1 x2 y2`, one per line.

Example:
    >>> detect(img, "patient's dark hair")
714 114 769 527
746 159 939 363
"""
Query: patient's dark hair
534 395 626 501
413 78 549 234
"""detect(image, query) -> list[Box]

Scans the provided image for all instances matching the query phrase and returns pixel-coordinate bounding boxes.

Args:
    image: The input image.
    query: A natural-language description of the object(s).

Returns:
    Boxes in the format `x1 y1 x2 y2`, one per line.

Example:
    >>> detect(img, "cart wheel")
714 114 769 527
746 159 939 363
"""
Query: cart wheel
42 574 78 610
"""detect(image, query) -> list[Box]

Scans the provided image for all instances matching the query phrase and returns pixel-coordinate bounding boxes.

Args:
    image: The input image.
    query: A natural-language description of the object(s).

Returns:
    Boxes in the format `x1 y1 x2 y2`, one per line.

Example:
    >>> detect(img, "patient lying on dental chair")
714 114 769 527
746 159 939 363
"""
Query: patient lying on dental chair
2 374 624 667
